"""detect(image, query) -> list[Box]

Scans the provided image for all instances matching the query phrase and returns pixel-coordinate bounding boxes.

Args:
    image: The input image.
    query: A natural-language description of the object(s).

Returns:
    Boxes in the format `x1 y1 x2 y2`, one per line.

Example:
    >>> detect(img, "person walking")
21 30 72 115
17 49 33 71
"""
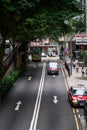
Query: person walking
81 65 85 77
75 63 79 73
85 69 87 76
73 60 76 69
65 62 70 77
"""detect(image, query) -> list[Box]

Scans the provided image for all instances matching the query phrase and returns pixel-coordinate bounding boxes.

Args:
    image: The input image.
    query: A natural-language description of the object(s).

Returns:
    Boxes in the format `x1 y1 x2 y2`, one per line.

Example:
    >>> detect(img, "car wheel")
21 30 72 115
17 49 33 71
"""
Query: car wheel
56 72 59 75
68 96 70 102
47 72 49 75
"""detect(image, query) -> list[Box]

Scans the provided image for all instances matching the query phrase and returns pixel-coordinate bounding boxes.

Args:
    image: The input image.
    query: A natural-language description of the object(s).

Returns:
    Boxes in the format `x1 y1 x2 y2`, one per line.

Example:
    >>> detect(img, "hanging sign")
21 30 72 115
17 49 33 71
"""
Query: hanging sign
76 34 87 45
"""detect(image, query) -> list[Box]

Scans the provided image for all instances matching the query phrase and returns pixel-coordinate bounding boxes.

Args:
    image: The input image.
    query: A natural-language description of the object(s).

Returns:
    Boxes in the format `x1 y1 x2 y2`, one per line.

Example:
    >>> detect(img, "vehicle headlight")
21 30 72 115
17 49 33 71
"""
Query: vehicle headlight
72 99 78 103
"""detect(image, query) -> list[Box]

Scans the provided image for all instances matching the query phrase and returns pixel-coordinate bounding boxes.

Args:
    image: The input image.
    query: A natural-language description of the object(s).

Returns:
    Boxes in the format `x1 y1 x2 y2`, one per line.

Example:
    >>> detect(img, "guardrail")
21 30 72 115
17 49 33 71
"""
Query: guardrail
0 51 14 79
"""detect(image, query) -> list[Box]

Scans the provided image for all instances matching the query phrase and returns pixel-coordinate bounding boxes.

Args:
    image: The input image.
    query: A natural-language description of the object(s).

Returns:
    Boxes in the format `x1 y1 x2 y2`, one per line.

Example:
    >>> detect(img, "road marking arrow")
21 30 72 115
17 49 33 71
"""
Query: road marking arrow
33 65 36 68
53 96 58 104
28 76 32 80
15 101 22 111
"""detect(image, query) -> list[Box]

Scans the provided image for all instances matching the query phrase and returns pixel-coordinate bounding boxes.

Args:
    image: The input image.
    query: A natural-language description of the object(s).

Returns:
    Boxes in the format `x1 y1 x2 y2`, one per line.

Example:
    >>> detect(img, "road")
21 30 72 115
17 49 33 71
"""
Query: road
0 61 83 130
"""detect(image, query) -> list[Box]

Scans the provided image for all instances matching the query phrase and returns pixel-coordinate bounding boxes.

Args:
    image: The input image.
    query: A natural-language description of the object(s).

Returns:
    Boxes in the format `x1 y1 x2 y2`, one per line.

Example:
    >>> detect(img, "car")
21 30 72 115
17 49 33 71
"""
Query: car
47 61 59 75
48 52 52 57
51 52 56 57
84 101 87 122
68 84 87 107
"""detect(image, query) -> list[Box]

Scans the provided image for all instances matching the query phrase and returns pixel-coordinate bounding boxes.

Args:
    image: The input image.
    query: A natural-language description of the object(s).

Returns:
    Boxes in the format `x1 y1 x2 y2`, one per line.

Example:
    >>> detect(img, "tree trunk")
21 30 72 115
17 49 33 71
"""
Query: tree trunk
22 42 28 65
0 34 6 80
13 40 17 69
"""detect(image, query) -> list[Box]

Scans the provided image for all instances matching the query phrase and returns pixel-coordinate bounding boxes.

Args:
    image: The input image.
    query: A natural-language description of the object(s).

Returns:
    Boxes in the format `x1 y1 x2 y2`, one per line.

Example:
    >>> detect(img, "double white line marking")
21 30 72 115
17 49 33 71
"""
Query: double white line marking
29 63 46 130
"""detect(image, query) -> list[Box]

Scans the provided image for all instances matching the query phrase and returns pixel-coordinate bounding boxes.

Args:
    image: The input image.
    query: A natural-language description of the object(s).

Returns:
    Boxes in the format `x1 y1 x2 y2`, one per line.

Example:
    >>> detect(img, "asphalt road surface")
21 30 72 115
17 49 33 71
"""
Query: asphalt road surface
0 61 82 130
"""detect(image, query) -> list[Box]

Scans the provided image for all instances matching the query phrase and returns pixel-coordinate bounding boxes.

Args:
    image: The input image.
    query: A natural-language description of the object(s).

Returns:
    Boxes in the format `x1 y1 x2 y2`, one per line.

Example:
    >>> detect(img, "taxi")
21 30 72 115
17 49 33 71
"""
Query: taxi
68 84 87 107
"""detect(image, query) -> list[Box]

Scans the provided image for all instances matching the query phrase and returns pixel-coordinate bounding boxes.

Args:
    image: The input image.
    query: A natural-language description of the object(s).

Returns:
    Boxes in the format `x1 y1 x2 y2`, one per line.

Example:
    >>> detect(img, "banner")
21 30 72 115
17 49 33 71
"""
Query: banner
76 34 87 45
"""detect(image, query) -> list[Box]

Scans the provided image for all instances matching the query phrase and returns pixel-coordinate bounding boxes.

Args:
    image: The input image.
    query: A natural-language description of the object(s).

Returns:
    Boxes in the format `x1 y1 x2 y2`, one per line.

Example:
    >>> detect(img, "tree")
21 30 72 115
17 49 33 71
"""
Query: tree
0 0 39 70
0 0 82 41
0 0 83 71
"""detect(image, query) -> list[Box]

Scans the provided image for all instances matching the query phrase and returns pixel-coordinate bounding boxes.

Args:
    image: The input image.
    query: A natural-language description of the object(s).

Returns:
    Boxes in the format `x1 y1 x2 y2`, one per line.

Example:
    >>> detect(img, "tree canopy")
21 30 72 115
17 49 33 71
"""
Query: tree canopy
0 0 83 42
0 0 84 77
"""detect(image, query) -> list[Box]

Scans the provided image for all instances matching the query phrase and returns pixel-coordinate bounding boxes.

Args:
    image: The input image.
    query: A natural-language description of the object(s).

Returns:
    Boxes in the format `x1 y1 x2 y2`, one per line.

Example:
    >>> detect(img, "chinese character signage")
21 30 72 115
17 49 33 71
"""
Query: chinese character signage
76 34 87 45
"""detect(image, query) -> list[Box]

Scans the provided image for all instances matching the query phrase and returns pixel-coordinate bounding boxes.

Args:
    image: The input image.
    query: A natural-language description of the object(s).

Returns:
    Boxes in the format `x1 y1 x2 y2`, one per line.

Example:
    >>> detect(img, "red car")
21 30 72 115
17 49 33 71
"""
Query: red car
68 85 87 107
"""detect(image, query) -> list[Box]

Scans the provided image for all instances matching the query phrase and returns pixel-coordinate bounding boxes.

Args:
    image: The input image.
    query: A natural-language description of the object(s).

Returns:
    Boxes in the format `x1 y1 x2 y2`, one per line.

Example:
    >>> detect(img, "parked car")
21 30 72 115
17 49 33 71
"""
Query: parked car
48 52 52 57
48 51 56 57
68 84 87 107
84 101 87 122
51 52 56 57
47 61 59 75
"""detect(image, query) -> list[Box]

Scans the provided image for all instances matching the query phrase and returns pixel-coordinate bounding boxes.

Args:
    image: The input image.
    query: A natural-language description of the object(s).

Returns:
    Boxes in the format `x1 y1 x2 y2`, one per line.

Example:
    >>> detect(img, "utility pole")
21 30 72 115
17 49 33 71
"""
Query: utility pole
70 42 72 75
86 0 87 34
85 0 87 66
70 34 75 76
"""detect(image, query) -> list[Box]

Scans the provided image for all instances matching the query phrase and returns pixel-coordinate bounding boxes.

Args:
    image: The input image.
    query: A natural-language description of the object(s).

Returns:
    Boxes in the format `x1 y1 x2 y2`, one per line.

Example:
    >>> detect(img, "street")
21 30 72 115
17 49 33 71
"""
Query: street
0 61 83 130
1 1 87 130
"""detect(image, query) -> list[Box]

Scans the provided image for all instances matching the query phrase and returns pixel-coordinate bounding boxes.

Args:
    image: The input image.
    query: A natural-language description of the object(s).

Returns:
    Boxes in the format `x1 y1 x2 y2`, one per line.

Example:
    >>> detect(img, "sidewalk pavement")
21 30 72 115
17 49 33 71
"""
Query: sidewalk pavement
62 55 87 88
62 63 87 130
67 67 87 130
66 66 87 88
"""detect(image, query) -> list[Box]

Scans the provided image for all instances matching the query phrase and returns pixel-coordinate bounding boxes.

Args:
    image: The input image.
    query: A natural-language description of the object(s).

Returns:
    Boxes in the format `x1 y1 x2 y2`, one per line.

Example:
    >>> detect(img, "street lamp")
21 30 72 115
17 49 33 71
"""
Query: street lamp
70 37 73 75
86 0 87 34
63 20 75 76
70 34 75 76
63 20 69 61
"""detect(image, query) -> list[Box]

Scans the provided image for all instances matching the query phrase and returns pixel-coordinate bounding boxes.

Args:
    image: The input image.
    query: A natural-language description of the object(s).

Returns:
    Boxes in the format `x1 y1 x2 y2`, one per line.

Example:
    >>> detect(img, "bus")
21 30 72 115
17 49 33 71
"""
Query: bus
31 47 41 61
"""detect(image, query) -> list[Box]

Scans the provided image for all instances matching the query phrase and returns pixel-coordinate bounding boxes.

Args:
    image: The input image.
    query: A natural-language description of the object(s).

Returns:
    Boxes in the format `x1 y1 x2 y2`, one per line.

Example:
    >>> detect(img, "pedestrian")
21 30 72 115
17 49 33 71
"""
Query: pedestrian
85 69 87 76
81 65 85 77
75 59 78 64
75 63 79 73
73 60 76 69
65 62 70 77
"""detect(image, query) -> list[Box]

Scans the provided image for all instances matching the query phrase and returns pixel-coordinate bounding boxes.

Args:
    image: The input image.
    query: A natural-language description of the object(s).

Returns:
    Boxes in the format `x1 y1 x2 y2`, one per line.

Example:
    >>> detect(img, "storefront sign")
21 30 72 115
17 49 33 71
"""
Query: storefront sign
76 34 87 45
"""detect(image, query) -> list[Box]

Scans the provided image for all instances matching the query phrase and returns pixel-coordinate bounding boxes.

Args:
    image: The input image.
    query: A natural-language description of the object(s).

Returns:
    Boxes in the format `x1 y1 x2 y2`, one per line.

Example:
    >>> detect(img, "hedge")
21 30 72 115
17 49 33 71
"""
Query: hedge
0 68 21 99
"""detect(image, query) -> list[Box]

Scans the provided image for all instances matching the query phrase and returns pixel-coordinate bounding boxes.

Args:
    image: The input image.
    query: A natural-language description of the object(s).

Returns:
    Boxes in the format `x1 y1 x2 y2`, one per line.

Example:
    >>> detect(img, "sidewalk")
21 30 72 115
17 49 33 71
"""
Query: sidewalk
64 65 87 130
67 66 87 88
62 55 87 87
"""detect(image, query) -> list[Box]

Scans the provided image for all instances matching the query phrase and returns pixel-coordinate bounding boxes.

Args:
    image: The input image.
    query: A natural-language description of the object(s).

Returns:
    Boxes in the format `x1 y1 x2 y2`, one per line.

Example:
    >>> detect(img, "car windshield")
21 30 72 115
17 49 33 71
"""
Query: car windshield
73 89 87 96
49 62 58 68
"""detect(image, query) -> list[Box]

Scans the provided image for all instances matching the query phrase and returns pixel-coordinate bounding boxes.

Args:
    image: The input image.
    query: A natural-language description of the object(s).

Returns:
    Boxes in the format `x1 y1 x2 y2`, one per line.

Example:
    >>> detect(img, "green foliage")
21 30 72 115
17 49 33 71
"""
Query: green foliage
0 68 21 99
79 53 85 60
0 64 6 76
0 0 83 42
70 16 86 33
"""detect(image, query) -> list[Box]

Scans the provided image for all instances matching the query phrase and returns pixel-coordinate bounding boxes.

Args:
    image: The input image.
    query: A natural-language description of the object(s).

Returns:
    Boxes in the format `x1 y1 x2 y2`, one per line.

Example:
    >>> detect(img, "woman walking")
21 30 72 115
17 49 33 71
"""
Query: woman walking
81 65 85 77
85 69 87 76
75 63 79 73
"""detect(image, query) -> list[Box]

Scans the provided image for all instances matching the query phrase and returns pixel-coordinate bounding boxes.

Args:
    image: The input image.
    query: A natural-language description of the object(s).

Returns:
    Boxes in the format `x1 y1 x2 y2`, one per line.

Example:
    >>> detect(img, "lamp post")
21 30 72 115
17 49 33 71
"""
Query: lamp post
63 20 69 61
70 34 76 76
70 37 73 75
63 20 75 76
86 0 87 34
